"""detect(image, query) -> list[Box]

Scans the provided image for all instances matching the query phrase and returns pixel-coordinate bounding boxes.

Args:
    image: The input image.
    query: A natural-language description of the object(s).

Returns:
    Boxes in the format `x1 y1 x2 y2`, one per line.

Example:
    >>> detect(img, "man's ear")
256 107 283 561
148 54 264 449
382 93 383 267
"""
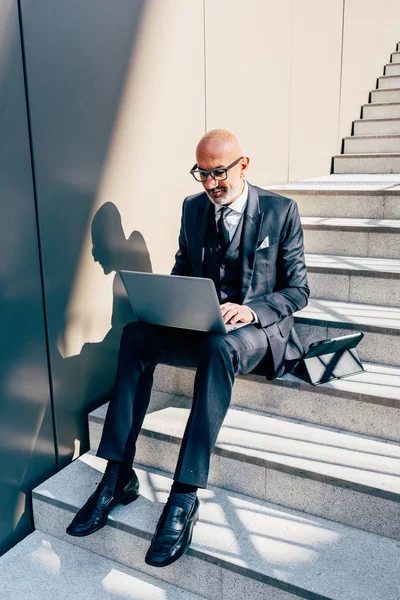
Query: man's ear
240 156 250 178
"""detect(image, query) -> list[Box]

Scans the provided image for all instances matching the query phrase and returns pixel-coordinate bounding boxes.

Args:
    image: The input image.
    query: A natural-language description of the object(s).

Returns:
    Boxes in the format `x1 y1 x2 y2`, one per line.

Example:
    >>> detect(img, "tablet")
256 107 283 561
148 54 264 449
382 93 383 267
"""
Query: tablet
302 332 364 385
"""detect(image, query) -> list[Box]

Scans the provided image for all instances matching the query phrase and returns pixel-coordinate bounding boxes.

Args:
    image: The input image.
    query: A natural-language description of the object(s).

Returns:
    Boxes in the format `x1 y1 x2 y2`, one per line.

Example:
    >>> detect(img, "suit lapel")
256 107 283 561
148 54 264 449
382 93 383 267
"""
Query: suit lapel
241 183 263 301
191 195 211 276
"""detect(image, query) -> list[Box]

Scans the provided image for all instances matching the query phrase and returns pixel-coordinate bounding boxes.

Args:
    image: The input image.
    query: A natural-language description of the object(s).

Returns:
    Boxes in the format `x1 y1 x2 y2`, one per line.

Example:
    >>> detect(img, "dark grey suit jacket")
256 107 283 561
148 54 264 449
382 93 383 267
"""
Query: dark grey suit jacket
171 182 310 379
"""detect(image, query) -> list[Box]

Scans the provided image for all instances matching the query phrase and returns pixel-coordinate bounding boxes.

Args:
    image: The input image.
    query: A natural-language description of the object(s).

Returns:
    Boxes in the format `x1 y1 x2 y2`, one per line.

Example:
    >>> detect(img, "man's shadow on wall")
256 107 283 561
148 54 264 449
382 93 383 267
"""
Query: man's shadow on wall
56 202 152 464
91 201 152 336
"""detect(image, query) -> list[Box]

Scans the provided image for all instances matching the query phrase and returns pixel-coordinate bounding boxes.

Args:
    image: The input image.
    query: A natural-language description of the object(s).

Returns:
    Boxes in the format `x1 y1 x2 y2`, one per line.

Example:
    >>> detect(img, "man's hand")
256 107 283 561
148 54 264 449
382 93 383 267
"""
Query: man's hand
220 302 254 324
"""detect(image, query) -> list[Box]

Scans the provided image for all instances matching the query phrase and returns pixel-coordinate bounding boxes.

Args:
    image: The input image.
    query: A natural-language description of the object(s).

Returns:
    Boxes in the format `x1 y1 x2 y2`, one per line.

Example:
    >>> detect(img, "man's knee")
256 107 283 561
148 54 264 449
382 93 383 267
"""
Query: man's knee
199 334 237 364
121 321 153 350
120 321 162 364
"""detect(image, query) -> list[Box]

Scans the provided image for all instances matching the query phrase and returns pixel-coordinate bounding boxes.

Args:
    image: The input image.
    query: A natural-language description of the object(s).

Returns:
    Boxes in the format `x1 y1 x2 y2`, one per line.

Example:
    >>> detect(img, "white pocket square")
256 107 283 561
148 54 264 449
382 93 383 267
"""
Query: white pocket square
257 236 269 250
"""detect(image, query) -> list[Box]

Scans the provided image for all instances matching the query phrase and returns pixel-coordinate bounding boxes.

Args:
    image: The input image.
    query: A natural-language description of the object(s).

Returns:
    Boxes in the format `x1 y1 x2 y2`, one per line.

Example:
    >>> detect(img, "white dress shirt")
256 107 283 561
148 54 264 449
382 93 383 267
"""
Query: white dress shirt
214 180 248 240
214 180 259 324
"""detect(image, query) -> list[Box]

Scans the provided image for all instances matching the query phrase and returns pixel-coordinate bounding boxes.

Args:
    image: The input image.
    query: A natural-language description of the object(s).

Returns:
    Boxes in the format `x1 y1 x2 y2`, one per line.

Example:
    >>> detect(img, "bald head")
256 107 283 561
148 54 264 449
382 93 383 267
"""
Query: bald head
196 129 242 165
194 129 250 206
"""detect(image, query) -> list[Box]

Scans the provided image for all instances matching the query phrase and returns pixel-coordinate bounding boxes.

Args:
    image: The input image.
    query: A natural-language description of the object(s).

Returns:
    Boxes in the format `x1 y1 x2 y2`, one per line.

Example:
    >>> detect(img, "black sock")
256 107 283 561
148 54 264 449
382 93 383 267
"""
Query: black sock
101 460 133 493
116 462 134 491
166 481 198 514
100 460 119 493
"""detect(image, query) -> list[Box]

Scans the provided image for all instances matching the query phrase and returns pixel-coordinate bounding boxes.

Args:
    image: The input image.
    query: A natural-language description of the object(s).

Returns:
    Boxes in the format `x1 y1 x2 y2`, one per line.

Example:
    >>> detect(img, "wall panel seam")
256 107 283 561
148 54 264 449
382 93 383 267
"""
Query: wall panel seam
287 0 293 183
203 0 207 132
17 0 59 471
336 0 346 158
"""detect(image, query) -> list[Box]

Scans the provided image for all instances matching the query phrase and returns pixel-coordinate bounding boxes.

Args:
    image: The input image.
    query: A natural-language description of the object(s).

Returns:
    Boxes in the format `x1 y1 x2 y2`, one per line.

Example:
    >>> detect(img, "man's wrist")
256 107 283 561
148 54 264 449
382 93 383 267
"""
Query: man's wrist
248 307 259 324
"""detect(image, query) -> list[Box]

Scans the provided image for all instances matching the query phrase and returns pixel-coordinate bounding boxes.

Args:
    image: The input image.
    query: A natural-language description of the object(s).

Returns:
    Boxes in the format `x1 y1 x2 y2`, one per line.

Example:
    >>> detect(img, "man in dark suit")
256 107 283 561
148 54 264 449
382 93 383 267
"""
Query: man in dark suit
66 129 309 567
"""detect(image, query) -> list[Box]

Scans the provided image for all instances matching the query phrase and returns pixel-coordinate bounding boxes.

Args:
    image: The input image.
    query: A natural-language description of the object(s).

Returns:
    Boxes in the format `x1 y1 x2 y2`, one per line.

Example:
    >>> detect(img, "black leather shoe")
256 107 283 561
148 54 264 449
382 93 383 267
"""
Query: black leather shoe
145 497 199 567
66 471 139 537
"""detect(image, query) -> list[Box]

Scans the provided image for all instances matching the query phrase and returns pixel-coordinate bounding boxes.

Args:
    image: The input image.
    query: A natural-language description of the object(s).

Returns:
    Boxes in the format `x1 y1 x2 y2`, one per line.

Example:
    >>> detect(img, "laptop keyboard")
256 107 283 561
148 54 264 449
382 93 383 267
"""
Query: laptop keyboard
225 322 251 333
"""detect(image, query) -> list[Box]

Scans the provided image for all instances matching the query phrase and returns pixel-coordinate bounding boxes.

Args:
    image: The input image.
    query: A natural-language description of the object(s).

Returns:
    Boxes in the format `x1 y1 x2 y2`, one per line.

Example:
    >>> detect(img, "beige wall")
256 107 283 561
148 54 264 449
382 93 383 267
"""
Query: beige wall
65 0 205 354
206 0 400 183
339 0 400 142
22 0 400 462
288 0 343 180
56 0 400 354
205 0 292 185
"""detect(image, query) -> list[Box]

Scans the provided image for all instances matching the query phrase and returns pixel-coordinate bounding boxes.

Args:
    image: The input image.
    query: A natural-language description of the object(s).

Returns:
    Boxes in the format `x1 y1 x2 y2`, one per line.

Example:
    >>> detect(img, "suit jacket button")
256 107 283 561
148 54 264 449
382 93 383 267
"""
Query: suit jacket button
221 285 226 290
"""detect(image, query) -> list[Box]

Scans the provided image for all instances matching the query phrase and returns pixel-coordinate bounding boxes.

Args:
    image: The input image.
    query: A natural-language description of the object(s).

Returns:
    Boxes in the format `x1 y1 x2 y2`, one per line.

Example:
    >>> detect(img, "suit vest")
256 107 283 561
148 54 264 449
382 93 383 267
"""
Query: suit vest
203 207 244 304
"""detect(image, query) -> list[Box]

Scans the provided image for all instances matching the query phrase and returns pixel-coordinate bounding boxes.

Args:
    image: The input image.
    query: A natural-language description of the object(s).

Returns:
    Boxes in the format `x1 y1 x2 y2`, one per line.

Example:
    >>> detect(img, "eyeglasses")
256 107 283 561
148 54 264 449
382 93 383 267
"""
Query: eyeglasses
190 156 244 183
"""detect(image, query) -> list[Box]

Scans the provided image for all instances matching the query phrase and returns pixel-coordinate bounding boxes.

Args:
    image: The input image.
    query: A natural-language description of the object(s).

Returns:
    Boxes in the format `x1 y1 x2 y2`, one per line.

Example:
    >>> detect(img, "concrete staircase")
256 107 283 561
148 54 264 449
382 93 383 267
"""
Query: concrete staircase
334 41 400 174
2 44 400 600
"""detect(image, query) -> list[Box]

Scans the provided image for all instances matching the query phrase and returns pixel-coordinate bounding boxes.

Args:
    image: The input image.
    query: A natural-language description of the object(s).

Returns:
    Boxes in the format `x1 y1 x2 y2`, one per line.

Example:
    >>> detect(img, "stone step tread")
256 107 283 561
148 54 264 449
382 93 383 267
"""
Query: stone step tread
353 122 400 135
335 152 400 158
302 216 400 230
305 253 400 274
372 88 400 94
90 405 400 496
344 138 400 155
277 360 400 403
371 91 400 102
333 154 400 174
295 297 400 332
0 530 205 600
355 117 400 123
363 102 400 107
32 455 400 600
148 364 400 450
345 133 400 140
154 360 400 405
379 75 400 80
378 76 400 88
267 173 400 193
361 106 400 118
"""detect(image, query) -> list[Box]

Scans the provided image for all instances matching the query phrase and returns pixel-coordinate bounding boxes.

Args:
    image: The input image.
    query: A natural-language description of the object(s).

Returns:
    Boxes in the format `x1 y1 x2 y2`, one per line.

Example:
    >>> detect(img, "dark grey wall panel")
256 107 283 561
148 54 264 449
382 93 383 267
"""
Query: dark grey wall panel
0 0 56 557
20 1 147 468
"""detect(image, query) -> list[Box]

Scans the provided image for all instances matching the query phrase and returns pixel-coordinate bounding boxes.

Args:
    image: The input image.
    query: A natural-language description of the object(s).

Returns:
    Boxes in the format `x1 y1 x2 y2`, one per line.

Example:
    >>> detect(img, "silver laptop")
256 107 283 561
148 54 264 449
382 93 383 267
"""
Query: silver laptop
119 271 250 334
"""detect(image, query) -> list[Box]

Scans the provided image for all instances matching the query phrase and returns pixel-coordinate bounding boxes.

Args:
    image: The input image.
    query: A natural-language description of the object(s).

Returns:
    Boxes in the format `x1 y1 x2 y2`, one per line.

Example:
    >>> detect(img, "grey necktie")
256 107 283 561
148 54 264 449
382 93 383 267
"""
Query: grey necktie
217 207 231 249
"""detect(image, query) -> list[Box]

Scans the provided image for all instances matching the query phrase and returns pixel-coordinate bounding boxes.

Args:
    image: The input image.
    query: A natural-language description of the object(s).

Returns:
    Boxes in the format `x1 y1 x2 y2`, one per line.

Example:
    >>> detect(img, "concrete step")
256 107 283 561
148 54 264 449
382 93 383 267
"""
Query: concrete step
151 362 400 443
354 117 400 135
333 153 400 174
371 88 400 103
344 134 400 154
0 530 205 600
306 253 400 306
378 75 400 89
294 297 400 367
391 51 400 63
32 454 400 600
362 102 400 119
385 63 400 76
89 404 400 539
302 217 400 258
268 174 400 218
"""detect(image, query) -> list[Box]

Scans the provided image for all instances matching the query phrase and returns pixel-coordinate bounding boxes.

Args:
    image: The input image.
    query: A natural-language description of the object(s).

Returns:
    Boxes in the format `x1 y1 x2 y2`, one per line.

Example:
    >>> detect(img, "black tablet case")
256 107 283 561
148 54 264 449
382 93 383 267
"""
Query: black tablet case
299 332 365 385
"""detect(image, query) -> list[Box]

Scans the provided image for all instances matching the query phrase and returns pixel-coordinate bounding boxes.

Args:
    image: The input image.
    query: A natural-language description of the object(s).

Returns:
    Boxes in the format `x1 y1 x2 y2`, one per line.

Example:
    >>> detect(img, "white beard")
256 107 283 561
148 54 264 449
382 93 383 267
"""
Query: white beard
206 193 232 206
206 181 244 206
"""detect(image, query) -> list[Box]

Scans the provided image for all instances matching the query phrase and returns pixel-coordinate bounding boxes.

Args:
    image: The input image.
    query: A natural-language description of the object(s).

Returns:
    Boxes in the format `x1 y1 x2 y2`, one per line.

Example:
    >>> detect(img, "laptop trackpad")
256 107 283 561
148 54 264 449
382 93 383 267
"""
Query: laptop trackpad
225 322 251 333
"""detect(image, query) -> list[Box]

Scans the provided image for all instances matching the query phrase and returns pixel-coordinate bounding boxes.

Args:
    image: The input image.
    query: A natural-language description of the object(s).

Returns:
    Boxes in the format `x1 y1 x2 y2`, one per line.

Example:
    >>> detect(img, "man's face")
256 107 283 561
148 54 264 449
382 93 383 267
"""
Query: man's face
92 243 113 274
196 145 248 206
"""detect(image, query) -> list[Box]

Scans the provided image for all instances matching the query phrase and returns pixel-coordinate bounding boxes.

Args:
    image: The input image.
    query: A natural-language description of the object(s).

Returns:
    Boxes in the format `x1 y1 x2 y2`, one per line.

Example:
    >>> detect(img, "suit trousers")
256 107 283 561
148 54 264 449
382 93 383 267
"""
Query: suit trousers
96 321 270 488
